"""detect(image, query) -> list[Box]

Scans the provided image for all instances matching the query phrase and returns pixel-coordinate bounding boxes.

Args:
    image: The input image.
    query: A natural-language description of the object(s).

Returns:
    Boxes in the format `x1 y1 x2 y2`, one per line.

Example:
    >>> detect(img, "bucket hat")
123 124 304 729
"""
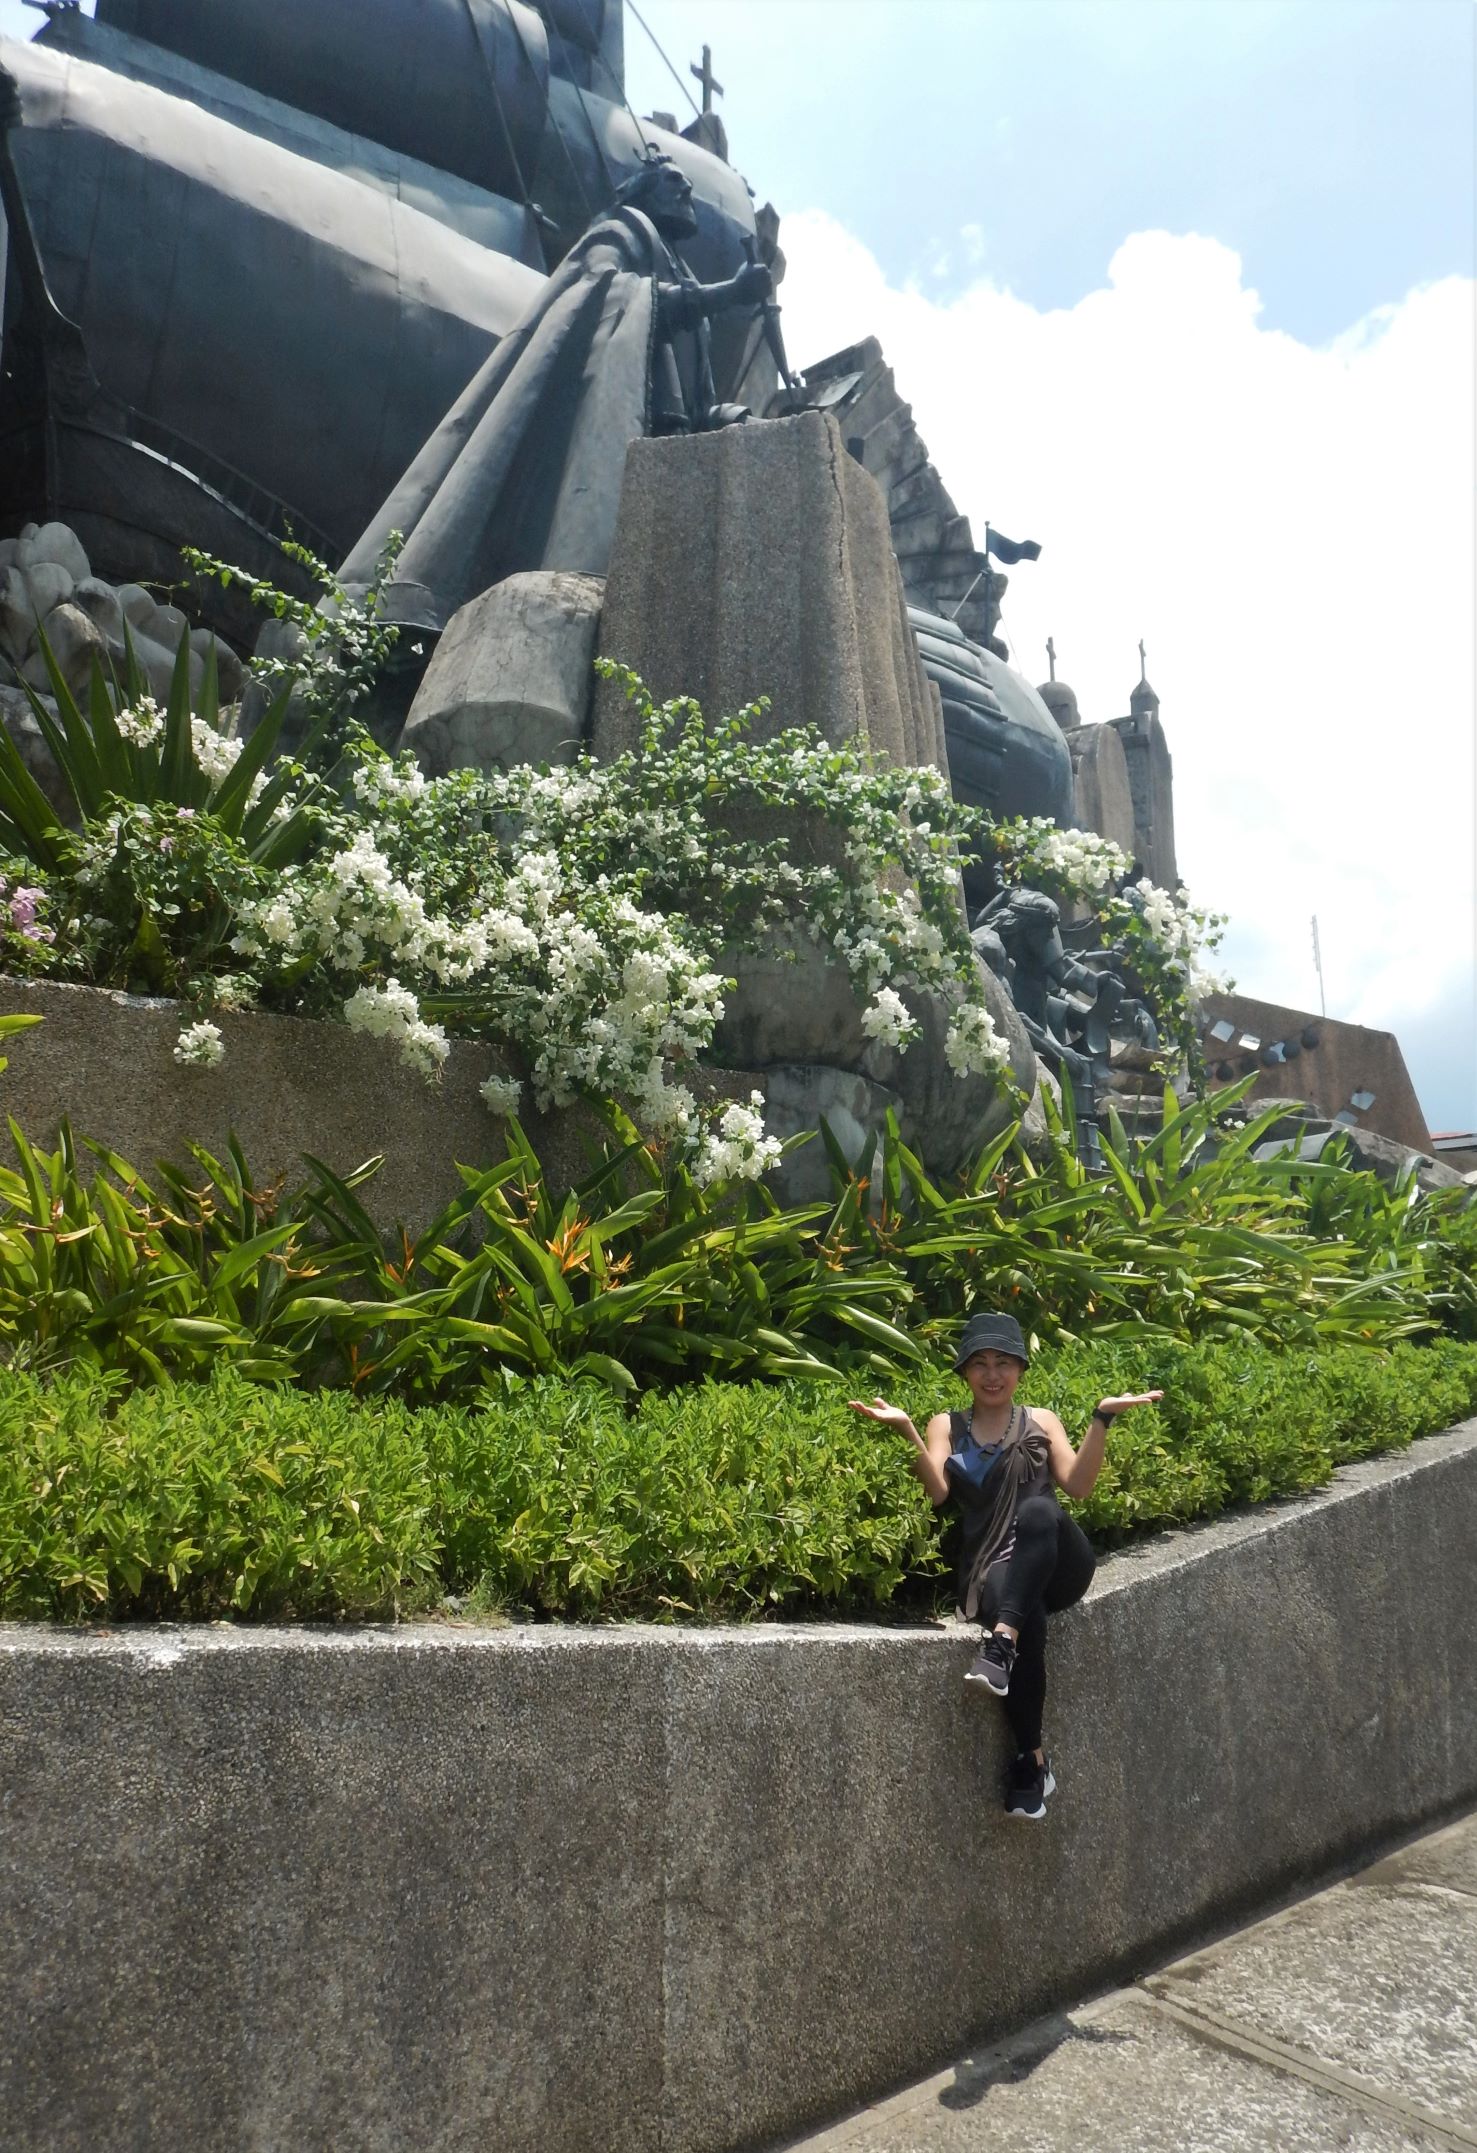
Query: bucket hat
953 1311 1029 1369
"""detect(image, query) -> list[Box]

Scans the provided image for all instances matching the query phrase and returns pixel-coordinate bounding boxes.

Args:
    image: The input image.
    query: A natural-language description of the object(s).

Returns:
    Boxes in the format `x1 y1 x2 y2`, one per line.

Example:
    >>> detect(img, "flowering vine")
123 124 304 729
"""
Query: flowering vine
3 567 1234 1173
990 815 1230 1065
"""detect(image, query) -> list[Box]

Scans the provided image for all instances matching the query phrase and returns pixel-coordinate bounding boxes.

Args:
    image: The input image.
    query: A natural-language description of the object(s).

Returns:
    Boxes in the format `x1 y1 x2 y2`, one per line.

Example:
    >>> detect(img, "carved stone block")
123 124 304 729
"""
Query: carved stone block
591 410 945 773
401 570 605 775
709 933 1036 1177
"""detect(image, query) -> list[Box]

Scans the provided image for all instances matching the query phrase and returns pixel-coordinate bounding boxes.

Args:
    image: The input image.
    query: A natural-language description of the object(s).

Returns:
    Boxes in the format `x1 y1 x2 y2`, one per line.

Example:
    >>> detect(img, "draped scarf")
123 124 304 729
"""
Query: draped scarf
956 1404 1052 1620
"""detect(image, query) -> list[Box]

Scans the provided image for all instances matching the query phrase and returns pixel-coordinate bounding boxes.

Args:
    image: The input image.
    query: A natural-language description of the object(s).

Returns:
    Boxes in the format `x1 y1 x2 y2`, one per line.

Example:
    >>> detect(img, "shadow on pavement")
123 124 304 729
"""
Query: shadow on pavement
938 2015 1132 2111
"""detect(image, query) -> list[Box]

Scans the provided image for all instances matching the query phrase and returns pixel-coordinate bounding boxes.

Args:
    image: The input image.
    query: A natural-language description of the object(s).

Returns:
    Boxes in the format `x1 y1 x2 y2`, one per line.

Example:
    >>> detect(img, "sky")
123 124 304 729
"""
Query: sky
3 0 1474 1129
620 0 1477 1133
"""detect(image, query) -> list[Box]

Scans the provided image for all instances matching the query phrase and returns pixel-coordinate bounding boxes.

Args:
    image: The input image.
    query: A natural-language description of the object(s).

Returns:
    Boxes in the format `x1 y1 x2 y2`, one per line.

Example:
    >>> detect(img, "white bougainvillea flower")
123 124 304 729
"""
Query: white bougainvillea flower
479 1071 523 1116
173 1019 225 1068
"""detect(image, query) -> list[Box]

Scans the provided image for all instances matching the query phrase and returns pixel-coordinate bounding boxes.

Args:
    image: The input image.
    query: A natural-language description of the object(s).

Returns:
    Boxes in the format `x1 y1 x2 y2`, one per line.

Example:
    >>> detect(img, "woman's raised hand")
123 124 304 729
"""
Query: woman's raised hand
848 1396 917 1437
1096 1391 1165 1416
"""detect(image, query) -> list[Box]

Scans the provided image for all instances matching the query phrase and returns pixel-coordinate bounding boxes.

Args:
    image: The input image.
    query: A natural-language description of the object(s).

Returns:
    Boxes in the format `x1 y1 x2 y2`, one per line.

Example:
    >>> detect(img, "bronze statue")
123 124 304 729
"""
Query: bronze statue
972 886 1158 1159
2 10 764 594
973 888 1097 1080
335 150 773 634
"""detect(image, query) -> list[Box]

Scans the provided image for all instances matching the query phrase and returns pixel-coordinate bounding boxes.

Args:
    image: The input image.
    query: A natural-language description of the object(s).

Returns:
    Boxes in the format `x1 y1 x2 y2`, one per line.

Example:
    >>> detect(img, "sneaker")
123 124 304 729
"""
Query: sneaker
1004 1750 1055 1821
964 1629 1016 1695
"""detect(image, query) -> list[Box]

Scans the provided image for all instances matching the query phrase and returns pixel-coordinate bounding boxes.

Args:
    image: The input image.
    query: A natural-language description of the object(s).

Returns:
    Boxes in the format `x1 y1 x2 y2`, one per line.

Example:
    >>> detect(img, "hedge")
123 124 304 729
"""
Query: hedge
2 1335 1475 1624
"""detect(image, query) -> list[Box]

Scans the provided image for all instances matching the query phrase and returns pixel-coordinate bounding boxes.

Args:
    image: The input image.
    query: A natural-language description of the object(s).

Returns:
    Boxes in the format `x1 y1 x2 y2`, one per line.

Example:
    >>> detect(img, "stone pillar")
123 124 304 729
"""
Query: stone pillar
1106 706 1177 885
1063 721 1137 858
590 410 946 773
588 411 1024 1180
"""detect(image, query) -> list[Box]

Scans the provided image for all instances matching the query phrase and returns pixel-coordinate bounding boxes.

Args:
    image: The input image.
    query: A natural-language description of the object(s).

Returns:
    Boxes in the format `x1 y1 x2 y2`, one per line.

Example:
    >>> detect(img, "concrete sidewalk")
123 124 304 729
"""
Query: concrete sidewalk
783 1809 1477 2153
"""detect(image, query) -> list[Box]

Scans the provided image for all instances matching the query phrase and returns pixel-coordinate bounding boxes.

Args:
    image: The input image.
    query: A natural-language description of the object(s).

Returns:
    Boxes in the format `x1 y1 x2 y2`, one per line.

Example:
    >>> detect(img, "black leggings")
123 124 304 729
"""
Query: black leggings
977 1493 1096 1754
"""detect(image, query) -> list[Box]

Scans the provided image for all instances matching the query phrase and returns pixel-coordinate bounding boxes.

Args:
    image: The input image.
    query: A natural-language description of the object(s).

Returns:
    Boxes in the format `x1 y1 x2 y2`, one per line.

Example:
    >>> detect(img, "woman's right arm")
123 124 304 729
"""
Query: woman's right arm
847 1398 954 1508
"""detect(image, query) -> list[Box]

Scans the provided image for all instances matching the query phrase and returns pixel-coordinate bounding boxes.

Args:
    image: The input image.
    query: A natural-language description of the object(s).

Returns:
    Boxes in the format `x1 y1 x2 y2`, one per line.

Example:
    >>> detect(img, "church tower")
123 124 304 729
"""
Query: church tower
1107 645 1177 886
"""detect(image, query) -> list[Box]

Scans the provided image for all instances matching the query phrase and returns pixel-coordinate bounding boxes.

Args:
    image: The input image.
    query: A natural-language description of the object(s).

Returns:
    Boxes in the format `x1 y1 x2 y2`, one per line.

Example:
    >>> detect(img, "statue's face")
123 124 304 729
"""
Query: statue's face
643 158 699 239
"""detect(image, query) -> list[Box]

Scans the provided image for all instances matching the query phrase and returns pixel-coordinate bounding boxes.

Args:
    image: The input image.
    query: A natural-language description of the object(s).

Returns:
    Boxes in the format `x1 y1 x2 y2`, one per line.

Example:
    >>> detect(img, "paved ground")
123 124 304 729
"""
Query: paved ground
783 1809 1477 2153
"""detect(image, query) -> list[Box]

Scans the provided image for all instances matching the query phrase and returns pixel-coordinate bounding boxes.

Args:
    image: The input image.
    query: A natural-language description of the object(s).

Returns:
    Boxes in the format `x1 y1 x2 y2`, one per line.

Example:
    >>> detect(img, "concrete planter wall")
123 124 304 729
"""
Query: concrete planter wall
0 975 522 1235
3 1422 1475 2153
0 977 756 1230
0 976 943 1222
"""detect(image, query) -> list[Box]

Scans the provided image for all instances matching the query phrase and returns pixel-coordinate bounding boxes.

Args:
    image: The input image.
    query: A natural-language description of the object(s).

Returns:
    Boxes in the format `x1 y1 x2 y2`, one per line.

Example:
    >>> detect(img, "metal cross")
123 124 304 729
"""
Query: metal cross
1046 635 1057 682
1138 638 1148 684
690 44 724 113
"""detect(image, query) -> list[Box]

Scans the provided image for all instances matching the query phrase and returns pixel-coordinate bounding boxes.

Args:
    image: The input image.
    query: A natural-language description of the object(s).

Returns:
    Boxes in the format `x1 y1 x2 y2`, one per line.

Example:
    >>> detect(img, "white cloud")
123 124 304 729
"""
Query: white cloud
779 213 1477 1123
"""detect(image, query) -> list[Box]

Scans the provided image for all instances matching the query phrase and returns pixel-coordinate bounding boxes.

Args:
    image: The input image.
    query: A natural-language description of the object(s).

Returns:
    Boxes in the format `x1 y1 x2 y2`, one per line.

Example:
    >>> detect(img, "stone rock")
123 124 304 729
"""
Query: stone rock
71 578 126 647
873 962 1037 1175
0 567 34 664
254 617 309 668
239 617 313 745
1248 1103 1466 1193
21 560 74 627
116 583 158 629
591 410 946 774
1063 721 1137 858
0 686 71 818
18 645 55 691
15 521 91 585
33 602 107 702
752 1063 902 1204
150 601 190 648
113 627 194 706
189 627 245 704
710 933 1036 1178
1019 1066 1063 1158
401 571 605 775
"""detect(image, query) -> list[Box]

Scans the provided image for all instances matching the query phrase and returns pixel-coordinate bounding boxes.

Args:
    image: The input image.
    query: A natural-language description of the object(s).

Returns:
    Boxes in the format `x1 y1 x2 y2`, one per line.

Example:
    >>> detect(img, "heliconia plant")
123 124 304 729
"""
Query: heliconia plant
0 1079 1470 1399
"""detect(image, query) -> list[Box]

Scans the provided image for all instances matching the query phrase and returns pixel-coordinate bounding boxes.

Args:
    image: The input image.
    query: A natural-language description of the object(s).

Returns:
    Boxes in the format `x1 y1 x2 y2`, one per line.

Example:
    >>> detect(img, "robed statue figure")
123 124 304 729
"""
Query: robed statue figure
336 149 772 634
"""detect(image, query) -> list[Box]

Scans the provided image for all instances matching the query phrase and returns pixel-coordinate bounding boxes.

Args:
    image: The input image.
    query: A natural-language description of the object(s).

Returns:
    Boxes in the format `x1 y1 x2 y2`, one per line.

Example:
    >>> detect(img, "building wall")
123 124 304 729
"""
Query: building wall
1199 990 1432 1151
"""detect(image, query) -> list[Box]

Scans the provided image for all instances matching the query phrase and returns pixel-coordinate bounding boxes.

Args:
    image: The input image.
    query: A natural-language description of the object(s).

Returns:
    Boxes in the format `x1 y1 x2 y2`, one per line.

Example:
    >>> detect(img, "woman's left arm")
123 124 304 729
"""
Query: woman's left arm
1043 1392 1165 1500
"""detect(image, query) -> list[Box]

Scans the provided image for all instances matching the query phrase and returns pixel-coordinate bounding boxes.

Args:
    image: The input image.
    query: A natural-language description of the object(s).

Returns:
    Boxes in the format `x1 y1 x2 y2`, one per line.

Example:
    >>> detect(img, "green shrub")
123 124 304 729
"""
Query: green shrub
3 1336 1474 1625
0 1370 439 1621
846 1090 1464 1358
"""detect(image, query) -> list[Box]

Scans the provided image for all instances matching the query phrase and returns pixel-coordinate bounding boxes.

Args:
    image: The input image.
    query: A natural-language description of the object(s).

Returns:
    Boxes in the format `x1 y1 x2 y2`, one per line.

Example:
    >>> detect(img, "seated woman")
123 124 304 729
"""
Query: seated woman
850 1312 1161 1820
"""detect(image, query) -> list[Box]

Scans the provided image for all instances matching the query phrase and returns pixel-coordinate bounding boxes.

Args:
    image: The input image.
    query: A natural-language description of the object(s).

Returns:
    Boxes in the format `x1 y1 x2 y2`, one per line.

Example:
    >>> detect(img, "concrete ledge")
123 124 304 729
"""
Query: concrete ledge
3 1422 1476 2153
0 977 872 1219
0 977 767 1227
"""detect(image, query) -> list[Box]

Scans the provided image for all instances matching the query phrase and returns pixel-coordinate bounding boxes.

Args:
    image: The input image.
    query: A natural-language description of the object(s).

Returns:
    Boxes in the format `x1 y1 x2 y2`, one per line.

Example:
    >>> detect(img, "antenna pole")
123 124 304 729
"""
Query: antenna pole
1311 914 1326 1018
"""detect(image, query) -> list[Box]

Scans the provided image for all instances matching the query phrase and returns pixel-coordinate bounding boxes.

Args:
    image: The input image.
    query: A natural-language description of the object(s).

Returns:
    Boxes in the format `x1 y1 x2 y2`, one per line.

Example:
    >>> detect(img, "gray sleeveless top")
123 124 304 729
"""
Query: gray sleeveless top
947 1404 1054 1619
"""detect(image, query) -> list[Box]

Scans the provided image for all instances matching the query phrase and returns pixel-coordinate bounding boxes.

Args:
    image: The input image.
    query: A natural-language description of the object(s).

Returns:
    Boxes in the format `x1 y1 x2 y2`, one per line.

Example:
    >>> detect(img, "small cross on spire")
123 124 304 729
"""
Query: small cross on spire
1046 635 1057 682
690 43 724 114
1138 638 1148 685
